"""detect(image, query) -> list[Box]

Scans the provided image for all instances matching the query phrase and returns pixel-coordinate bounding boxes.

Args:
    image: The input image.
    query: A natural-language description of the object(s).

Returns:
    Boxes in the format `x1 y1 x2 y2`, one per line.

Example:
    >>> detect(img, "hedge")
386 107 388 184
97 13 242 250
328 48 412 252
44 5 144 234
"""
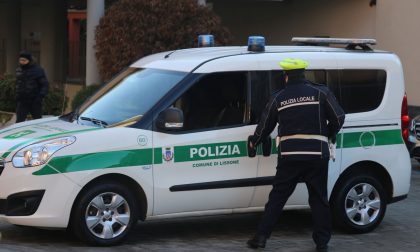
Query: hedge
0 75 67 116
95 0 232 80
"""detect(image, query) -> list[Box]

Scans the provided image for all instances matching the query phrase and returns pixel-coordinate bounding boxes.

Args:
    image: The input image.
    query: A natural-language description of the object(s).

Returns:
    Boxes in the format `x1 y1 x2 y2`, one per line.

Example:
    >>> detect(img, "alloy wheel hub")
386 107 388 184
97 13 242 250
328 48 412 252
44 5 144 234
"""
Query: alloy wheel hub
85 192 131 239
345 183 381 226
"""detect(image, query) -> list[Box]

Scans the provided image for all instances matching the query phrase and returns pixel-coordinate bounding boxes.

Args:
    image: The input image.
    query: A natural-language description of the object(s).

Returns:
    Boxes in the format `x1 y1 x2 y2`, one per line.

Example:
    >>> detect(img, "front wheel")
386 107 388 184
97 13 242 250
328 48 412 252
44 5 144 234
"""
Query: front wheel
331 175 387 233
70 182 139 246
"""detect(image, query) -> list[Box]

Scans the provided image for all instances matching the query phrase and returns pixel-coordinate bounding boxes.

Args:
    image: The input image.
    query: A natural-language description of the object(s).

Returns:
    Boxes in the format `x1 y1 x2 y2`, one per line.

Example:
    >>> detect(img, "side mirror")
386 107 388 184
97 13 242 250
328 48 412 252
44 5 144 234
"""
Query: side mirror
156 107 184 131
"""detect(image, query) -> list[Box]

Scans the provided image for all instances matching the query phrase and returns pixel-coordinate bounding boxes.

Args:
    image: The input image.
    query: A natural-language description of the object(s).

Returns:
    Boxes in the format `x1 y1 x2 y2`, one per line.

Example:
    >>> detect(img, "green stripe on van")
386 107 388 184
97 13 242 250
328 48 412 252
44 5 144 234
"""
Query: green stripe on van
4 130 36 139
154 147 163 164
342 129 403 148
33 148 154 175
31 129 403 176
336 133 343 148
0 120 56 135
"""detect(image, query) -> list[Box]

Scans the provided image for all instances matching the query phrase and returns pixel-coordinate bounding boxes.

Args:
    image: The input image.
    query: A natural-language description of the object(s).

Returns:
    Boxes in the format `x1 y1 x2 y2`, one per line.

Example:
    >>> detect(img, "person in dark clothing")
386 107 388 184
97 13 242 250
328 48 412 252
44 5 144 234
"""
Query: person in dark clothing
247 58 345 252
15 51 49 123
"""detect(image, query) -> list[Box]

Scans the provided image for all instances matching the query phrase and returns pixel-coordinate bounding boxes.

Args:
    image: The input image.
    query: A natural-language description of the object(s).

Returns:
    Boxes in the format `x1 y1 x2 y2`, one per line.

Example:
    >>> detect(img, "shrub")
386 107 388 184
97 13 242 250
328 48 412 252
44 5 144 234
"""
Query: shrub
71 84 101 111
95 0 232 80
0 75 16 112
0 75 67 116
43 86 68 116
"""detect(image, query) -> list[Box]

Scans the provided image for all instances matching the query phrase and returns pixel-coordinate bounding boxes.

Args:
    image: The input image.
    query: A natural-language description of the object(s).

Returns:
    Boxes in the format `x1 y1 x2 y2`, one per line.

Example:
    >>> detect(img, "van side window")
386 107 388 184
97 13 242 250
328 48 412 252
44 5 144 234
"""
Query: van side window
305 70 327 84
306 69 386 114
271 70 286 92
339 70 386 113
174 72 248 131
250 71 270 124
250 71 286 124
305 69 341 99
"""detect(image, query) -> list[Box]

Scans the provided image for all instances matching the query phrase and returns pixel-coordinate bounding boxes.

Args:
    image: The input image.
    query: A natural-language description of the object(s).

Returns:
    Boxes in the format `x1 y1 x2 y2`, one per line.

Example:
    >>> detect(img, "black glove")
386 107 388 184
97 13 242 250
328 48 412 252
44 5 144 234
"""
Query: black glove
247 135 256 158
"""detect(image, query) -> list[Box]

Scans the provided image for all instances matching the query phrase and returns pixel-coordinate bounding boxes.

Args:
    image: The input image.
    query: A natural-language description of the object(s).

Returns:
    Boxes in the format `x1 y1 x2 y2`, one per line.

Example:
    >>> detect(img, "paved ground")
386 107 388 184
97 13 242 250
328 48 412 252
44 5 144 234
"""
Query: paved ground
0 160 419 252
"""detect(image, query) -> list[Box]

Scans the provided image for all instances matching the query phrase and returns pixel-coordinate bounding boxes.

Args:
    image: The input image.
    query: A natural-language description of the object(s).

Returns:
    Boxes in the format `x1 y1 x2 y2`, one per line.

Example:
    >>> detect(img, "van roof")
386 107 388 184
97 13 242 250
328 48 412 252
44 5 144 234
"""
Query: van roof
131 46 392 72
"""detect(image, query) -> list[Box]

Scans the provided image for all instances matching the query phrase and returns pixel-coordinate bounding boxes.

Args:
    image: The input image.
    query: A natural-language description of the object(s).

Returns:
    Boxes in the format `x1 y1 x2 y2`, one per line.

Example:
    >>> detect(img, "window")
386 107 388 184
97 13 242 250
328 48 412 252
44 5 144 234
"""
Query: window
250 71 270 124
305 69 340 102
173 72 248 131
79 68 187 126
339 70 386 113
305 69 386 114
250 71 286 124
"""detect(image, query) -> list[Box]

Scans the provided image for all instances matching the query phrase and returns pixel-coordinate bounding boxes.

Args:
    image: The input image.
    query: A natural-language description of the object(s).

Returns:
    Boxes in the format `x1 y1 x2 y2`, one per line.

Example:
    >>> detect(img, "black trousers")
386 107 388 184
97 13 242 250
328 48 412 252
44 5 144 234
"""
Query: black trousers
16 98 43 123
257 157 331 247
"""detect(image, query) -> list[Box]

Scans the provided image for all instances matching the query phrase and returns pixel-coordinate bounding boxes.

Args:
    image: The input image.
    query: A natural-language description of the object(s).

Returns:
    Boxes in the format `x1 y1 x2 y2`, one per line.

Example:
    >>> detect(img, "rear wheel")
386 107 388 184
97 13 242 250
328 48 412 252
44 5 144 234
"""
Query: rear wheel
71 182 138 246
331 175 387 233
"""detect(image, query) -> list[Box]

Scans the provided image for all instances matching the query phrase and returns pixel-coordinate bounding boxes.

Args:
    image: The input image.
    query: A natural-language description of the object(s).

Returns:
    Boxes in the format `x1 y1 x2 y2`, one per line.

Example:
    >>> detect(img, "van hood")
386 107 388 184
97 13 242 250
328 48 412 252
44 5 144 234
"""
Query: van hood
0 117 98 160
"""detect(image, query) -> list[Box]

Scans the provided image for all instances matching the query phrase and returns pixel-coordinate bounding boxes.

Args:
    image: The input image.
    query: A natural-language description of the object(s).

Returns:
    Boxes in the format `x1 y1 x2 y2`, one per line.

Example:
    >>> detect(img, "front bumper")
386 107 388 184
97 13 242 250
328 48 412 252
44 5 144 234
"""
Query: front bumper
0 190 45 216
0 160 81 228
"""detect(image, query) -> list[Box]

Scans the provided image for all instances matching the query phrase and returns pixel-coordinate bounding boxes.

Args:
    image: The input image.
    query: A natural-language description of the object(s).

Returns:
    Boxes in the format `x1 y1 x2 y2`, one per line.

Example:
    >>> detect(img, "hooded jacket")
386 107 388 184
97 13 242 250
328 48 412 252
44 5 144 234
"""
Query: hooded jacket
16 62 49 100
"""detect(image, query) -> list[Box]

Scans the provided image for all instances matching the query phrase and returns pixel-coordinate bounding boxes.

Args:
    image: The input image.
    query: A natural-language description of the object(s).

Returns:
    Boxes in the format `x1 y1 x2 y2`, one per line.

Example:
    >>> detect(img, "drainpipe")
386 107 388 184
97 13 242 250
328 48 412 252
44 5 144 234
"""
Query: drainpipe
86 0 104 86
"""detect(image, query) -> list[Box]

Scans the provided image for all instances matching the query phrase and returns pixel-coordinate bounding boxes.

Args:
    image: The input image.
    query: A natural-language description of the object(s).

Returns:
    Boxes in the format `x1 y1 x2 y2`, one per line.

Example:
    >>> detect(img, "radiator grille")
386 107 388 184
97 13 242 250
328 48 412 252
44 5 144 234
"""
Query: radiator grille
0 157 4 176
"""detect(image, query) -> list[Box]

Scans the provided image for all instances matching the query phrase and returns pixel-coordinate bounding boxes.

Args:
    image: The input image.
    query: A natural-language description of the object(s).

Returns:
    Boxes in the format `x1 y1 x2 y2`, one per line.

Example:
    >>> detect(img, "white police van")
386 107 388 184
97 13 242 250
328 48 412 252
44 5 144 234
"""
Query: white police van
0 37 411 245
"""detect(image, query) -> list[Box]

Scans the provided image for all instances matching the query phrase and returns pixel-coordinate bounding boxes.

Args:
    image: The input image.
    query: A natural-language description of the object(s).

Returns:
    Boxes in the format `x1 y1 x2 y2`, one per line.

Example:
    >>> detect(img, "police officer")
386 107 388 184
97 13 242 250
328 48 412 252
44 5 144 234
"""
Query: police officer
247 58 345 252
15 51 49 123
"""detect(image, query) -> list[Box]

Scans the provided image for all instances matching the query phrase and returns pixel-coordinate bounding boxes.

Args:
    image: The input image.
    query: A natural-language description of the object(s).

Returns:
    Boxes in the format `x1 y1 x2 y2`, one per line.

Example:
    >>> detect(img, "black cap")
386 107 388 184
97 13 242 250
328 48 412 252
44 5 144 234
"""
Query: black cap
19 51 33 61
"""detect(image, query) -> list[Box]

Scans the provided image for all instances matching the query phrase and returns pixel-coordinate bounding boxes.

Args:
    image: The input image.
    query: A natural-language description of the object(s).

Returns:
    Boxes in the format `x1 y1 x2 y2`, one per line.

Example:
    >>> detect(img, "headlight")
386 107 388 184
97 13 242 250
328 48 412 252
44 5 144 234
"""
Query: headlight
12 136 76 168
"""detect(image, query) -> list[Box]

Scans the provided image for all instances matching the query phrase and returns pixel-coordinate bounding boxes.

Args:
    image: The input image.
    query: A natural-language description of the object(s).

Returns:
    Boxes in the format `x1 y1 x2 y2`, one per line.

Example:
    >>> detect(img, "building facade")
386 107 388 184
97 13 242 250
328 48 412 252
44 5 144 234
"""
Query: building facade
212 0 420 109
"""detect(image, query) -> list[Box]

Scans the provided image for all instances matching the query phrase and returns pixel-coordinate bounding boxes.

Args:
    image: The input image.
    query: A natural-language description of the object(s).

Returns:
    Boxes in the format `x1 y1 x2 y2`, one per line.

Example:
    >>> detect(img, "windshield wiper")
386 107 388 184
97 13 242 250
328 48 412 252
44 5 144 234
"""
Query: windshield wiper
79 117 108 128
108 115 142 128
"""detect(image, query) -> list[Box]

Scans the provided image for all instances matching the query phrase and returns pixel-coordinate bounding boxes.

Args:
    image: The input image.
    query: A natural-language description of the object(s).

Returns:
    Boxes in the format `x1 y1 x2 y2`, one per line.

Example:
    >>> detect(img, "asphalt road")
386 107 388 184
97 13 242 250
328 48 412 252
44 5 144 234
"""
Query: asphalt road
0 160 419 252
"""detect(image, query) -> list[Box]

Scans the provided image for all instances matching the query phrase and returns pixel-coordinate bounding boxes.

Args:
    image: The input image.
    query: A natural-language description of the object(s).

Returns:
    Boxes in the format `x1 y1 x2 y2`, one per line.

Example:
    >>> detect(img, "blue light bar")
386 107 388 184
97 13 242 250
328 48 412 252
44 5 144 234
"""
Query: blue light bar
248 36 265 52
198 35 215 47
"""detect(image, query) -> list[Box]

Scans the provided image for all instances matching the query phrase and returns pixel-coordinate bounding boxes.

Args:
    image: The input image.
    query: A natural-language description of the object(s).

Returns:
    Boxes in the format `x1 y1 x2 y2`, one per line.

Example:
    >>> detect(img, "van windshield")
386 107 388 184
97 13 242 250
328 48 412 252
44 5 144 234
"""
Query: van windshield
78 68 187 127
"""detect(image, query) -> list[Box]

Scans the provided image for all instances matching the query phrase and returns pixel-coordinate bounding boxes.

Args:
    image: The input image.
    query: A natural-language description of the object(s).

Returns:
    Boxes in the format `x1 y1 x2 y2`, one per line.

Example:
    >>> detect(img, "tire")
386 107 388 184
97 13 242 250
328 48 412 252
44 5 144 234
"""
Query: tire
331 174 387 233
70 182 139 246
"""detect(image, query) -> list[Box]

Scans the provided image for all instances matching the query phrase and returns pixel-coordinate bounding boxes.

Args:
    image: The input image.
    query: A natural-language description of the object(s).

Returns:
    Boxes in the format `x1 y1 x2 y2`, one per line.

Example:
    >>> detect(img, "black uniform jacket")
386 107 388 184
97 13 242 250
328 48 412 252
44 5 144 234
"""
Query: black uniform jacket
251 76 345 160
16 63 49 100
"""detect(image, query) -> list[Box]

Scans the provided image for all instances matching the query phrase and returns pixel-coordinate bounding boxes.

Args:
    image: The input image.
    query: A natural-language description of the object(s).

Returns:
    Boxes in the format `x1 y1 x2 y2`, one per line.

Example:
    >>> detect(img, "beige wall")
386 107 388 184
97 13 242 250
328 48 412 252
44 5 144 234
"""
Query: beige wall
63 83 83 114
213 0 420 106
376 0 420 106
213 0 376 44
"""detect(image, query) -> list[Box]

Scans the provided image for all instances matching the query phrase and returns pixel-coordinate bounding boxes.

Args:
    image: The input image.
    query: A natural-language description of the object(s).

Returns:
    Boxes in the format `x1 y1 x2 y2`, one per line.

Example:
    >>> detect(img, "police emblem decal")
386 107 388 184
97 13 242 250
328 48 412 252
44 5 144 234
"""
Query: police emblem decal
162 147 174 162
